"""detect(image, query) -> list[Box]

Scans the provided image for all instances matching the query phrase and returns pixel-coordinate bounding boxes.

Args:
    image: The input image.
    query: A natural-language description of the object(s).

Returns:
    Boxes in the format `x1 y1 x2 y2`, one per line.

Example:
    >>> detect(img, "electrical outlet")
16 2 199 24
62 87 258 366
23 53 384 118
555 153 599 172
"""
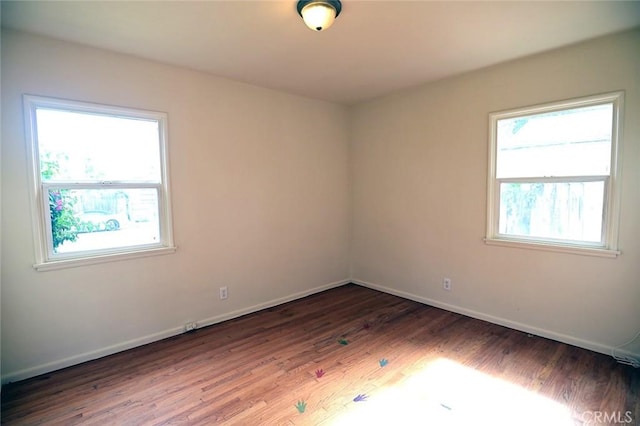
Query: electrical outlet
219 286 228 300
185 322 197 332
443 278 452 291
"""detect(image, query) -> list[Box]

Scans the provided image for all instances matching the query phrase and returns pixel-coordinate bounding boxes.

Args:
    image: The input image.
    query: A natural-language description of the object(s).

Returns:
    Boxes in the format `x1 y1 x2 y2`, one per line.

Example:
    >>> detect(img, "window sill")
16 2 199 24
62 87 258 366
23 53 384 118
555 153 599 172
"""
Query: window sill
483 238 620 258
33 246 177 271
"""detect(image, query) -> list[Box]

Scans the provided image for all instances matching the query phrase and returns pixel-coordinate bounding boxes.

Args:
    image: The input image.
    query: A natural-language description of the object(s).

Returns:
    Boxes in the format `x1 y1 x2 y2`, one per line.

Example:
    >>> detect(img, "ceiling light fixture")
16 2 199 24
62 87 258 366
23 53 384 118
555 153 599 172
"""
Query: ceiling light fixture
297 0 342 32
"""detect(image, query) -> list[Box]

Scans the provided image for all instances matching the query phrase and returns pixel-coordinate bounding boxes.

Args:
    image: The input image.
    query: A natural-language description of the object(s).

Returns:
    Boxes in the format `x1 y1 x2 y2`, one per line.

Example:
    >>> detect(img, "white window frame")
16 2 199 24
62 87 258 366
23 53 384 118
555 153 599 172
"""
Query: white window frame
485 92 623 258
24 95 176 271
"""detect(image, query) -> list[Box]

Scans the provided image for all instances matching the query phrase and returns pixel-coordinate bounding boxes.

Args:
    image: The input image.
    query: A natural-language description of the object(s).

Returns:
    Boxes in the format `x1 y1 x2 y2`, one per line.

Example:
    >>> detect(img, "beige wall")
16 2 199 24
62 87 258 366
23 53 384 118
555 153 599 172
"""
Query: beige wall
351 29 640 358
2 28 639 383
1 30 350 382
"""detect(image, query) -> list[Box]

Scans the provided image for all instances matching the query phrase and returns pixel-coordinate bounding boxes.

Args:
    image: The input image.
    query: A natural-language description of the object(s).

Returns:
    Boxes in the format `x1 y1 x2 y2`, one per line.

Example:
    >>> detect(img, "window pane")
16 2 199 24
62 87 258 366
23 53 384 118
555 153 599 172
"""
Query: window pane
498 181 604 243
36 108 161 182
496 104 612 179
49 188 160 254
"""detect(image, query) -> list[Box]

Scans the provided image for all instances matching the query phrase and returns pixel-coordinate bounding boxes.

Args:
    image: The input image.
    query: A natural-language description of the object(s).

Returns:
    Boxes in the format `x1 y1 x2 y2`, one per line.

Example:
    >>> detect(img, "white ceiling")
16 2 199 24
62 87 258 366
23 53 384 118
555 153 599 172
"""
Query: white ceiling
2 1 640 105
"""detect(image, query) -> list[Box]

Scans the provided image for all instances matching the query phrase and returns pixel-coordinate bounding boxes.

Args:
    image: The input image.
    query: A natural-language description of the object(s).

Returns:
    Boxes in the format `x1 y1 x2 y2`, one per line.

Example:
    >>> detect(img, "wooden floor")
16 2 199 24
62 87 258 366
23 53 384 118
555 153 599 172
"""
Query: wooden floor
2 284 638 425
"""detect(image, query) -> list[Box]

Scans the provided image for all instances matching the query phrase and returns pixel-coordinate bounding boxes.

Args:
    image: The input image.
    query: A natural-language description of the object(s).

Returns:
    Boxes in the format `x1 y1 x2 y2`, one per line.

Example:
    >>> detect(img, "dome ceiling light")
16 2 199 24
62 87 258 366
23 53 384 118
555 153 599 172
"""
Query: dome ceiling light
297 0 342 32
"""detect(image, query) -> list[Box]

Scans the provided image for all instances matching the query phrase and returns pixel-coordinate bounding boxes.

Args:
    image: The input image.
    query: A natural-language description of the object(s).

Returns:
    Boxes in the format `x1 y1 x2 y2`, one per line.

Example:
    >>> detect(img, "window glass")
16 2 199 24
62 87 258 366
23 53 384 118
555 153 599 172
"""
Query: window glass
25 95 175 269
486 92 622 255
48 188 160 254
36 109 162 182
498 181 604 243
496 104 612 179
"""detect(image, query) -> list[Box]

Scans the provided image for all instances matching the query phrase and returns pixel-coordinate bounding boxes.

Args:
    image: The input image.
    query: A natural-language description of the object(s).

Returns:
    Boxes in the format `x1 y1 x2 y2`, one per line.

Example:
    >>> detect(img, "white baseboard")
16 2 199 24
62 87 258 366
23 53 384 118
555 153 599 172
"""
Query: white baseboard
194 278 350 331
1 278 350 385
352 278 640 363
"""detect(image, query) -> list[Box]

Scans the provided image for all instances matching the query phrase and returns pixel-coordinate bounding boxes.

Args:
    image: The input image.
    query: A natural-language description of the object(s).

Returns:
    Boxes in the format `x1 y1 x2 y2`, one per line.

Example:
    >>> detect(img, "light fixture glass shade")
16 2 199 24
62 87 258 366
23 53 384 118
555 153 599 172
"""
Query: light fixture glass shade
300 1 337 31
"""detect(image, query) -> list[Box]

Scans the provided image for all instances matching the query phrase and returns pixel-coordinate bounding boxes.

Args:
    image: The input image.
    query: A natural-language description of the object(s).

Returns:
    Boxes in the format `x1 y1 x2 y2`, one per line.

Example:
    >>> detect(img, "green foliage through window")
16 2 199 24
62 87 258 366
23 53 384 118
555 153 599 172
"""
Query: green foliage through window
48 190 80 250
42 152 80 250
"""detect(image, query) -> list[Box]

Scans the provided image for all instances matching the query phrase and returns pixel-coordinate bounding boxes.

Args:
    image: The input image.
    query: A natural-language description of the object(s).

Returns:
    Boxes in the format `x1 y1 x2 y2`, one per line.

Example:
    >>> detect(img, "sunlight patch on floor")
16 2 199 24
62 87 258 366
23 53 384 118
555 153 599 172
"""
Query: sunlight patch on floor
329 358 573 426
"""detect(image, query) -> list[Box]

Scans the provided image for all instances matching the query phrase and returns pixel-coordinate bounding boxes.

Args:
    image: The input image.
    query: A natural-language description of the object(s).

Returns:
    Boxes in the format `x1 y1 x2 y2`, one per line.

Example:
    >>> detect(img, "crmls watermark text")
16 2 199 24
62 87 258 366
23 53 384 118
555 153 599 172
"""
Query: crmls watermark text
581 411 633 424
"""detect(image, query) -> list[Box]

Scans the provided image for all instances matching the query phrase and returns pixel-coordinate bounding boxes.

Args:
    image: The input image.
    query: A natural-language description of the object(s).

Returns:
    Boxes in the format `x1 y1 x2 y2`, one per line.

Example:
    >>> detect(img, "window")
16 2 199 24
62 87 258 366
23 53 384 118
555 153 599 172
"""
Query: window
24 95 175 270
486 92 623 257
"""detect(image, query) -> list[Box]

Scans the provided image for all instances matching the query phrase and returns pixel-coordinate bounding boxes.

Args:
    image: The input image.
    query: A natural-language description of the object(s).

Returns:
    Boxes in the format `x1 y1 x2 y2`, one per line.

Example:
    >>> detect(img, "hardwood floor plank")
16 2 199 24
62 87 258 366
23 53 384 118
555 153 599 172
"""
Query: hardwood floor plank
2 284 638 425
